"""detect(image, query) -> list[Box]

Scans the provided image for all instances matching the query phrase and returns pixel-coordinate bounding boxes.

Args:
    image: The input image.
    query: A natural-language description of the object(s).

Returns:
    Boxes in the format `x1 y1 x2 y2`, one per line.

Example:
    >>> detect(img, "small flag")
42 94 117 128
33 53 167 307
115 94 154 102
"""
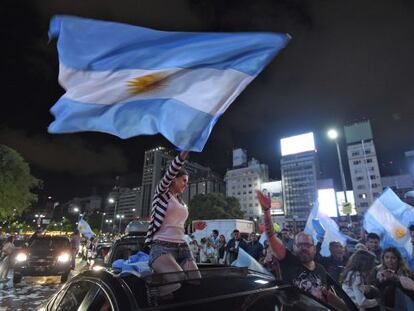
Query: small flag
78 217 95 239
304 203 348 257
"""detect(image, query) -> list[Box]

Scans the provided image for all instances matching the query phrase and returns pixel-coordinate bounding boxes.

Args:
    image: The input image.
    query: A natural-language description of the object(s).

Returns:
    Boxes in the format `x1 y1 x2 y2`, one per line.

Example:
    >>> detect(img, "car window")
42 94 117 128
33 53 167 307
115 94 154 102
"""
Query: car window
55 281 95 311
52 237 70 248
112 243 140 261
87 289 114 311
31 238 52 248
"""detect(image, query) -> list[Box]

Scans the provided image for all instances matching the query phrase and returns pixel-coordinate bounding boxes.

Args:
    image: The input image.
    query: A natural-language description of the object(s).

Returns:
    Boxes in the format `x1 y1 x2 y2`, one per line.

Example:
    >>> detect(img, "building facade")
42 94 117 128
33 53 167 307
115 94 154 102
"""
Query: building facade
344 121 382 214
381 174 413 200
140 147 223 217
281 150 319 226
225 158 269 220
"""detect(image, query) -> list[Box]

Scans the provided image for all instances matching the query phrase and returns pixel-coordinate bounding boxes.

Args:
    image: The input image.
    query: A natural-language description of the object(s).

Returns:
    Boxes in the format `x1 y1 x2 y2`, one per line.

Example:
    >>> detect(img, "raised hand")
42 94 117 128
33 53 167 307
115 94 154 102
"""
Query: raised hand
180 150 190 160
256 190 271 211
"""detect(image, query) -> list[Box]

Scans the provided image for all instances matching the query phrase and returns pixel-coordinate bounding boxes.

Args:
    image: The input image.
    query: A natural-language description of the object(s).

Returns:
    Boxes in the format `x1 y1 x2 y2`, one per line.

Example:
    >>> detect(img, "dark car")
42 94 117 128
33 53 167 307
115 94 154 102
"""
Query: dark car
13 236 72 284
40 265 358 311
91 235 146 271
92 221 148 271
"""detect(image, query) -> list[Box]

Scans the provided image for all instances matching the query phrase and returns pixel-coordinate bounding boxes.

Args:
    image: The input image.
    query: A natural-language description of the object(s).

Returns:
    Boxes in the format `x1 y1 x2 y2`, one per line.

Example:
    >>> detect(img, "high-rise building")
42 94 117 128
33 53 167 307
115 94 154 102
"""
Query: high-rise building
225 156 269 220
344 120 382 214
183 170 225 203
280 132 319 228
140 147 223 217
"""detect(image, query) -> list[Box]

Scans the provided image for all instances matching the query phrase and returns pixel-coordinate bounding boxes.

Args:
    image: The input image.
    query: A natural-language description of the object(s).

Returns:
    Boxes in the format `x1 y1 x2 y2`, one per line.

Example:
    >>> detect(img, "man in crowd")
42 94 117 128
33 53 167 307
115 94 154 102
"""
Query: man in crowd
316 241 347 282
247 232 263 261
257 191 347 310
209 229 220 248
365 232 382 263
225 229 247 264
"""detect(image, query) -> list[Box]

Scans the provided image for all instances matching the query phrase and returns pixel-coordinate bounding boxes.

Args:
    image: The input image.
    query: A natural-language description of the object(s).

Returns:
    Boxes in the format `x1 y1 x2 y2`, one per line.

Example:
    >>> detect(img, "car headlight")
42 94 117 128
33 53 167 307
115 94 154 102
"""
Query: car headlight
15 253 28 262
57 253 71 263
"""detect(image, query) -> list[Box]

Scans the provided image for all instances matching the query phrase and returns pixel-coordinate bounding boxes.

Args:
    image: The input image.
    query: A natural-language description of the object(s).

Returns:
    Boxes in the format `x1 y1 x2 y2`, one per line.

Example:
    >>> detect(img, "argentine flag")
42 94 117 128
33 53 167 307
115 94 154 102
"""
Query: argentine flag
304 203 348 257
78 217 95 239
364 188 414 260
48 15 290 152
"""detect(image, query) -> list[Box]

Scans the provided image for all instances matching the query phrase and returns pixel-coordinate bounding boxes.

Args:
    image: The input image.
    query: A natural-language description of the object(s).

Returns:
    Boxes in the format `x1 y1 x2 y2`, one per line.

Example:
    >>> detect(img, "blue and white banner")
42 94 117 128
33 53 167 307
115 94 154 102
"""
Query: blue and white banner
231 248 273 276
304 203 348 257
364 188 414 259
78 217 95 239
48 15 290 151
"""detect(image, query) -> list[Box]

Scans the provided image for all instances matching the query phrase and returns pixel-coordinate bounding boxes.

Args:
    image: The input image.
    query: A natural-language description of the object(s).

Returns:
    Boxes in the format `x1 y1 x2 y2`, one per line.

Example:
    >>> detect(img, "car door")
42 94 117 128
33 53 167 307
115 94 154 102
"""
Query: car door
48 279 117 311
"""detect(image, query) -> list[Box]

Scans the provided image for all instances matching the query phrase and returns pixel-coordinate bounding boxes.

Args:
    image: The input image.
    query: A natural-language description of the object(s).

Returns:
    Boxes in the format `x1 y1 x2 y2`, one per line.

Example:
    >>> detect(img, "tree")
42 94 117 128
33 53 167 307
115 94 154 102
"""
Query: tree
0 145 40 219
188 193 244 223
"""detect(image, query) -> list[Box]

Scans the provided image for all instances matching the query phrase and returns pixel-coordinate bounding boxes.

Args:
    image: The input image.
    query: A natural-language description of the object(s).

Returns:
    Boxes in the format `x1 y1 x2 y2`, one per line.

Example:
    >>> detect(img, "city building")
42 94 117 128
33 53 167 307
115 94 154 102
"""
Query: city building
66 195 102 216
260 180 284 224
105 187 141 222
139 147 223 217
225 154 269 220
381 174 414 200
280 132 319 229
182 170 225 203
344 120 382 214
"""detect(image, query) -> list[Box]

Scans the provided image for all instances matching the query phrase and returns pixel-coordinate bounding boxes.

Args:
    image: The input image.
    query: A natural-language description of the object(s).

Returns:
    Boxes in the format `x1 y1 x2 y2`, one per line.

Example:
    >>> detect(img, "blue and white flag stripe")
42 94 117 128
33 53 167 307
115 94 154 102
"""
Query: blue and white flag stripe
49 16 288 75
364 188 414 258
48 15 290 151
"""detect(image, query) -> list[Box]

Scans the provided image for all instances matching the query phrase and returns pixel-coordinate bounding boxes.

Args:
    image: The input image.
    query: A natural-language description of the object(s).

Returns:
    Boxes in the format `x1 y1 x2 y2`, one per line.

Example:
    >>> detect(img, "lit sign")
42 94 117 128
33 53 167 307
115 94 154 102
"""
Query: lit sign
318 188 338 217
281 132 316 156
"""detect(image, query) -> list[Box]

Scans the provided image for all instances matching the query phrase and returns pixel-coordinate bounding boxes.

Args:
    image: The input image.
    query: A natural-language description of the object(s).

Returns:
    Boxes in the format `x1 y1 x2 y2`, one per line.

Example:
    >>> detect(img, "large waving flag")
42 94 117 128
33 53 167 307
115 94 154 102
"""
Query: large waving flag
364 188 414 260
78 217 95 239
48 15 290 151
304 203 348 257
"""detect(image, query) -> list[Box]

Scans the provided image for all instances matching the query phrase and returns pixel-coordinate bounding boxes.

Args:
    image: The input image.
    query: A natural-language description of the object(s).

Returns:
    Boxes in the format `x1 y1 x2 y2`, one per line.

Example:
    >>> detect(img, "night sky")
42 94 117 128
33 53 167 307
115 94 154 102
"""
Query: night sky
1 0 413 202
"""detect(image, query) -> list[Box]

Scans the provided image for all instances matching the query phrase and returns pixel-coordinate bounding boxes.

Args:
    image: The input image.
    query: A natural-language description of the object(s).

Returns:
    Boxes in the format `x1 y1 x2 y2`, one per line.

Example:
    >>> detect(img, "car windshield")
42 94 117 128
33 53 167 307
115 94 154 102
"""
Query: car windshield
112 242 141 261
30 237 70 248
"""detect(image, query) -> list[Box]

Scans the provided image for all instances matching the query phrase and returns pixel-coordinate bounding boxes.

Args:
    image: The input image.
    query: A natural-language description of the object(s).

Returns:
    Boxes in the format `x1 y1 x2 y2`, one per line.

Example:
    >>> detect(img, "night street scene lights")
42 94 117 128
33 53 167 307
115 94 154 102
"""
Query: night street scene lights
116 214 125 232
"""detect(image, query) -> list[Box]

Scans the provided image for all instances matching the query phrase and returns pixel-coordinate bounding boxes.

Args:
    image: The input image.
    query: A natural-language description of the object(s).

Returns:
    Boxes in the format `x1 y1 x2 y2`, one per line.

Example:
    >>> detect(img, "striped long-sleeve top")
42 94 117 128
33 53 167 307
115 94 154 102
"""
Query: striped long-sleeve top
145 154 186 245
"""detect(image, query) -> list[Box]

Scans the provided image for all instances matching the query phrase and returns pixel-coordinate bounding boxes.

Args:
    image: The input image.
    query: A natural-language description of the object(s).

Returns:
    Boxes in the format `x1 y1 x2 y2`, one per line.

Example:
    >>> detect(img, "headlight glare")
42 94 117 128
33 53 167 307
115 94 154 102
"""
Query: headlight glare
57 253 70 263
15 253 27 262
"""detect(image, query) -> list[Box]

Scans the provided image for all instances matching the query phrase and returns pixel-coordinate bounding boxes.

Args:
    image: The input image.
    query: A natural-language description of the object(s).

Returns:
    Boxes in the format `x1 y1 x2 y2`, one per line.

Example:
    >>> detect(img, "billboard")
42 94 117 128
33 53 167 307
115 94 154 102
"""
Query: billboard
261 181 284 215
280 132 316 156
318 188 338 218
344 120 373 144
233 148 247 167
336 191 357 216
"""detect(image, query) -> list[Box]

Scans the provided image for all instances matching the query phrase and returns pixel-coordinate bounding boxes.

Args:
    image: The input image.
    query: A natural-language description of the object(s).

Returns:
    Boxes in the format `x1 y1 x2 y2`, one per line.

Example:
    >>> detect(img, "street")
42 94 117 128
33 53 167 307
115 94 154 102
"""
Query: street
0 259 88 311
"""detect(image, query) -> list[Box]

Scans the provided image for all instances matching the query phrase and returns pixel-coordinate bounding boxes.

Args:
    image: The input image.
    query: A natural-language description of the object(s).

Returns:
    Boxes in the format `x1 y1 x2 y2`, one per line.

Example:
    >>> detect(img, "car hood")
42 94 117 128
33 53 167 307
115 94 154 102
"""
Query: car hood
29 247 70 258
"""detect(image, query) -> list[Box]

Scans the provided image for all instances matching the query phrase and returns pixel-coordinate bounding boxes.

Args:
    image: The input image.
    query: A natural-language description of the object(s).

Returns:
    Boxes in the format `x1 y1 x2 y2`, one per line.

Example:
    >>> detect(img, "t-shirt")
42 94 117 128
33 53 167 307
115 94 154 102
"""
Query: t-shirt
279 250 328 300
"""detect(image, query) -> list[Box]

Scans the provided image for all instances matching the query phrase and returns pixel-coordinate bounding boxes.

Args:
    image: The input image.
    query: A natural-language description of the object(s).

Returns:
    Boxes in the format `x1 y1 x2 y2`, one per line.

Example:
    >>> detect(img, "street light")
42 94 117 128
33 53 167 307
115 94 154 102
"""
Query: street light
100 212 106 232
108 196 119 233
116 214 125 233
327 128 348 217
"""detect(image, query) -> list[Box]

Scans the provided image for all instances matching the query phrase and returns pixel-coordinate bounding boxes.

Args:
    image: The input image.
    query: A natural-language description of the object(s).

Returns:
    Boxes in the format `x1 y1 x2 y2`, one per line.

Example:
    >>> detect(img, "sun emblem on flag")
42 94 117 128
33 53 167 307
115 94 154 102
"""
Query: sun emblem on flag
394 227 406 239
126 73 167 95
78 225 84 230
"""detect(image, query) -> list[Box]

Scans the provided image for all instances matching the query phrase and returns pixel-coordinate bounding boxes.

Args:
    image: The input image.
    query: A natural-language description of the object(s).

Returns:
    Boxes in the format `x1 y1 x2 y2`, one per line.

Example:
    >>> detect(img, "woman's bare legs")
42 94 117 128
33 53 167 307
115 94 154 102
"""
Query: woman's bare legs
151 253 183 296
